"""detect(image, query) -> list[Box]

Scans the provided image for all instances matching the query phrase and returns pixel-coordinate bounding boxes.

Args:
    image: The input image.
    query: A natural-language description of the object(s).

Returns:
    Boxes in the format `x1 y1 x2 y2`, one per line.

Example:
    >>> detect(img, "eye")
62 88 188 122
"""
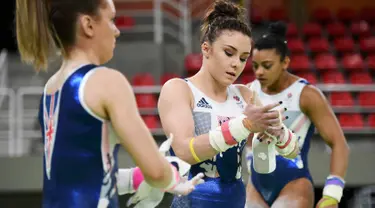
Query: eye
225 51 233 57
263 64 272 69
240 57 248 62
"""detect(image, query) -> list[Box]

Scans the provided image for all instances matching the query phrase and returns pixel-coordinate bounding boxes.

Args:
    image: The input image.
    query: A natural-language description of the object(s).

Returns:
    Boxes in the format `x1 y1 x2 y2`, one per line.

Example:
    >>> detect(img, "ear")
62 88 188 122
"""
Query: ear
79 15 95 38
283 56 290 71
201 42 211 59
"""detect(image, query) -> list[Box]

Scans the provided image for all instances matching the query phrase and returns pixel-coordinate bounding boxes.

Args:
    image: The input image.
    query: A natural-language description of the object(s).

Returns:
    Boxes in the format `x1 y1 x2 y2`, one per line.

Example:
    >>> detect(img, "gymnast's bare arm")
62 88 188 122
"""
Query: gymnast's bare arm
300 85 349 179
158 78 220 164
82 67 173 189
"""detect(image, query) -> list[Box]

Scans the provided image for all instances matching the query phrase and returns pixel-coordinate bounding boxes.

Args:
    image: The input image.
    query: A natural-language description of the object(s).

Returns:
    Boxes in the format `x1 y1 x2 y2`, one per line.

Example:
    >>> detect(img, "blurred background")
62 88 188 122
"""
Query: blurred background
0 0 375 207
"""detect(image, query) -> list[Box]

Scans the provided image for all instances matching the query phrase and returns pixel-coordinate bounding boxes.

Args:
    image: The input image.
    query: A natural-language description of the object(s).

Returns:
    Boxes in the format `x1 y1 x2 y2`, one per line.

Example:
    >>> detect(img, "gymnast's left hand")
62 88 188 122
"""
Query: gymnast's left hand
316 196 338 208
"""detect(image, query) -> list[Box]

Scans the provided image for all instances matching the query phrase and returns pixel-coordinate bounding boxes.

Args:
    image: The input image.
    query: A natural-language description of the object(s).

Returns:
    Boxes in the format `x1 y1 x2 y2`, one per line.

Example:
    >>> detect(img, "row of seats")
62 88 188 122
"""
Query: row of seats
284 71 372 85
141 113 375 129
251 7 375 23
135 88 375 108
288 37 375 54
289 54 375 72
287 21 375 39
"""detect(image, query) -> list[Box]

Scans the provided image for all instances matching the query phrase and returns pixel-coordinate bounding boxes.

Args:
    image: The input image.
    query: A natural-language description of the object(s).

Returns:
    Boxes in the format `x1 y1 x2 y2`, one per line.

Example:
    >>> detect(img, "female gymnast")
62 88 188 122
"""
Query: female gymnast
16 0 203 207
245 22 350 208
158 1 299 207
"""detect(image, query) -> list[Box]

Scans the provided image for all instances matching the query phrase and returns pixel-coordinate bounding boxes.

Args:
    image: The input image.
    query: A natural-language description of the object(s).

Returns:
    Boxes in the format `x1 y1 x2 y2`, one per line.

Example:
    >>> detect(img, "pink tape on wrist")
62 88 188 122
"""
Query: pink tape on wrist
221 121 237 145
132 167 144 190
277 130 292 149
164 165 181 192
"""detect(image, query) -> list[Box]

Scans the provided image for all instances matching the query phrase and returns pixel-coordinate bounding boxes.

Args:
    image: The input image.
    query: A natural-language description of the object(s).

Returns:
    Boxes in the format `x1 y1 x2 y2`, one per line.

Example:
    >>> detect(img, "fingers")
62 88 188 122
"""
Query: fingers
249 91 257 105
257 133 274 145
190 173 205 186
267 118 282 126
261 101 282 112
263 111 280 120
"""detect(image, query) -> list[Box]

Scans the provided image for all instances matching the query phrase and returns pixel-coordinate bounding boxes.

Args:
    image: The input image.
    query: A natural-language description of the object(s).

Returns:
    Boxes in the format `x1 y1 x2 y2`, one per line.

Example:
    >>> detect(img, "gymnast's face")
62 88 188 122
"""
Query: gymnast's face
201 30 252 86
252 49 289 88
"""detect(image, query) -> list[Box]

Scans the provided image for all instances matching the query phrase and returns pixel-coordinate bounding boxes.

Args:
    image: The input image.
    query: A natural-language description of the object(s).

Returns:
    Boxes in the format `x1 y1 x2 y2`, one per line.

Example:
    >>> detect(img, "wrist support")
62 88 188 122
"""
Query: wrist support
123 164 180 194
323 175 345 202
275 125 299 158
209 114 251 152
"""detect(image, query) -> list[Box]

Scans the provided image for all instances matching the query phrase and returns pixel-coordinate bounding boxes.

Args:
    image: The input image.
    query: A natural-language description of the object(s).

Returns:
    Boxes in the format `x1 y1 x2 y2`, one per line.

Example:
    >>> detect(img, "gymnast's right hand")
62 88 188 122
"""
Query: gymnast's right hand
242 100 282 133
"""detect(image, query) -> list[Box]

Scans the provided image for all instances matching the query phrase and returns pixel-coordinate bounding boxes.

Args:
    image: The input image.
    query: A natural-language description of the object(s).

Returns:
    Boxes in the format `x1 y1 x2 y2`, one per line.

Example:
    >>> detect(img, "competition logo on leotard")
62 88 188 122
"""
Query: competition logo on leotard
43 93 61 180
233 95 244 108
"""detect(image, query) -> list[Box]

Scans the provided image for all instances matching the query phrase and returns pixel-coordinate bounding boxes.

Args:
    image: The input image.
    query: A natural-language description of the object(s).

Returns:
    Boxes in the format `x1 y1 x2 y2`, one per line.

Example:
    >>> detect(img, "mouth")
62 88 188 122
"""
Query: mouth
226 72 236 77
257 77 266 81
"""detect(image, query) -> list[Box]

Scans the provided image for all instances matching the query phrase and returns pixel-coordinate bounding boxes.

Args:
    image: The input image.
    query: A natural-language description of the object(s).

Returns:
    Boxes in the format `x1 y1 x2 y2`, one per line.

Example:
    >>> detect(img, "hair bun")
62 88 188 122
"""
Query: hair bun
206 0 245 24
268 21 287 38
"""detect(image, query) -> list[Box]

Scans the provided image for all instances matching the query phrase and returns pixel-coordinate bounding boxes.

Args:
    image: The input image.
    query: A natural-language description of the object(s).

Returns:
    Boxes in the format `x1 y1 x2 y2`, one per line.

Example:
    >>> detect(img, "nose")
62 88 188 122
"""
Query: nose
231 59 240 69
114 26 120 38
255 67 265 77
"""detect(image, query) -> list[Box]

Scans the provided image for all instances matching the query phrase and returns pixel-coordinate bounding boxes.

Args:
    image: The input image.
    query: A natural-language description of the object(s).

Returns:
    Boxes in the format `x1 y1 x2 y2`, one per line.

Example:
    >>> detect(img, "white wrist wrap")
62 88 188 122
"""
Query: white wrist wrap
229 114 251 141
117 168 135 195
275 126 299 157
323 175 345 202
209 114 251 152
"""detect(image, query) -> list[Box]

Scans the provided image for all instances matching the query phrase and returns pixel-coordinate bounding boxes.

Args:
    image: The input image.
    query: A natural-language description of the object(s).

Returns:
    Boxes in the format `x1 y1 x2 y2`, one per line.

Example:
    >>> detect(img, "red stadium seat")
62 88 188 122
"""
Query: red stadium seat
339 113 364 128
294 72 318 84
359 37 375 54
342 54 365 71
367 55 375 71
358 92 375 106
359 7 375 23
132 73 155 86
350 21 372 38
314 54 338 71
241 74 255 84
312 8 333 23
160 73 179 84
321 71 345 84
303 23 323 38
136 94 157 108
337 8 358 22
185 54 202 72
115 16 135 29
142 116 159 129
326 22 347 37
308 38 330 53
289 55 310 71
286 23 298 38
368 114 375 127
329 92 354 106
348 72 373 84
269 7 287 21
287 38 305 53
333 37 355 53
250 8 263 24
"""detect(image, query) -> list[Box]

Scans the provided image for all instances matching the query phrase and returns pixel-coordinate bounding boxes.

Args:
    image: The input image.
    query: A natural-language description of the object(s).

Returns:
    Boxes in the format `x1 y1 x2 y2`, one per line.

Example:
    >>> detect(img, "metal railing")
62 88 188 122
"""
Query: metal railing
15 87 44 156
0 49 8 108
0 88 16 157
118 0 192 55
6 84 375 156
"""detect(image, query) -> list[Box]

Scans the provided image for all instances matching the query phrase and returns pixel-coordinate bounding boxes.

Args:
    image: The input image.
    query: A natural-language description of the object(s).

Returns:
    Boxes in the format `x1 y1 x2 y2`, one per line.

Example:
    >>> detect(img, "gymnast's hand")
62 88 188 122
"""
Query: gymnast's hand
316 196 338 208
242 92 283 133
126 134 204 208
